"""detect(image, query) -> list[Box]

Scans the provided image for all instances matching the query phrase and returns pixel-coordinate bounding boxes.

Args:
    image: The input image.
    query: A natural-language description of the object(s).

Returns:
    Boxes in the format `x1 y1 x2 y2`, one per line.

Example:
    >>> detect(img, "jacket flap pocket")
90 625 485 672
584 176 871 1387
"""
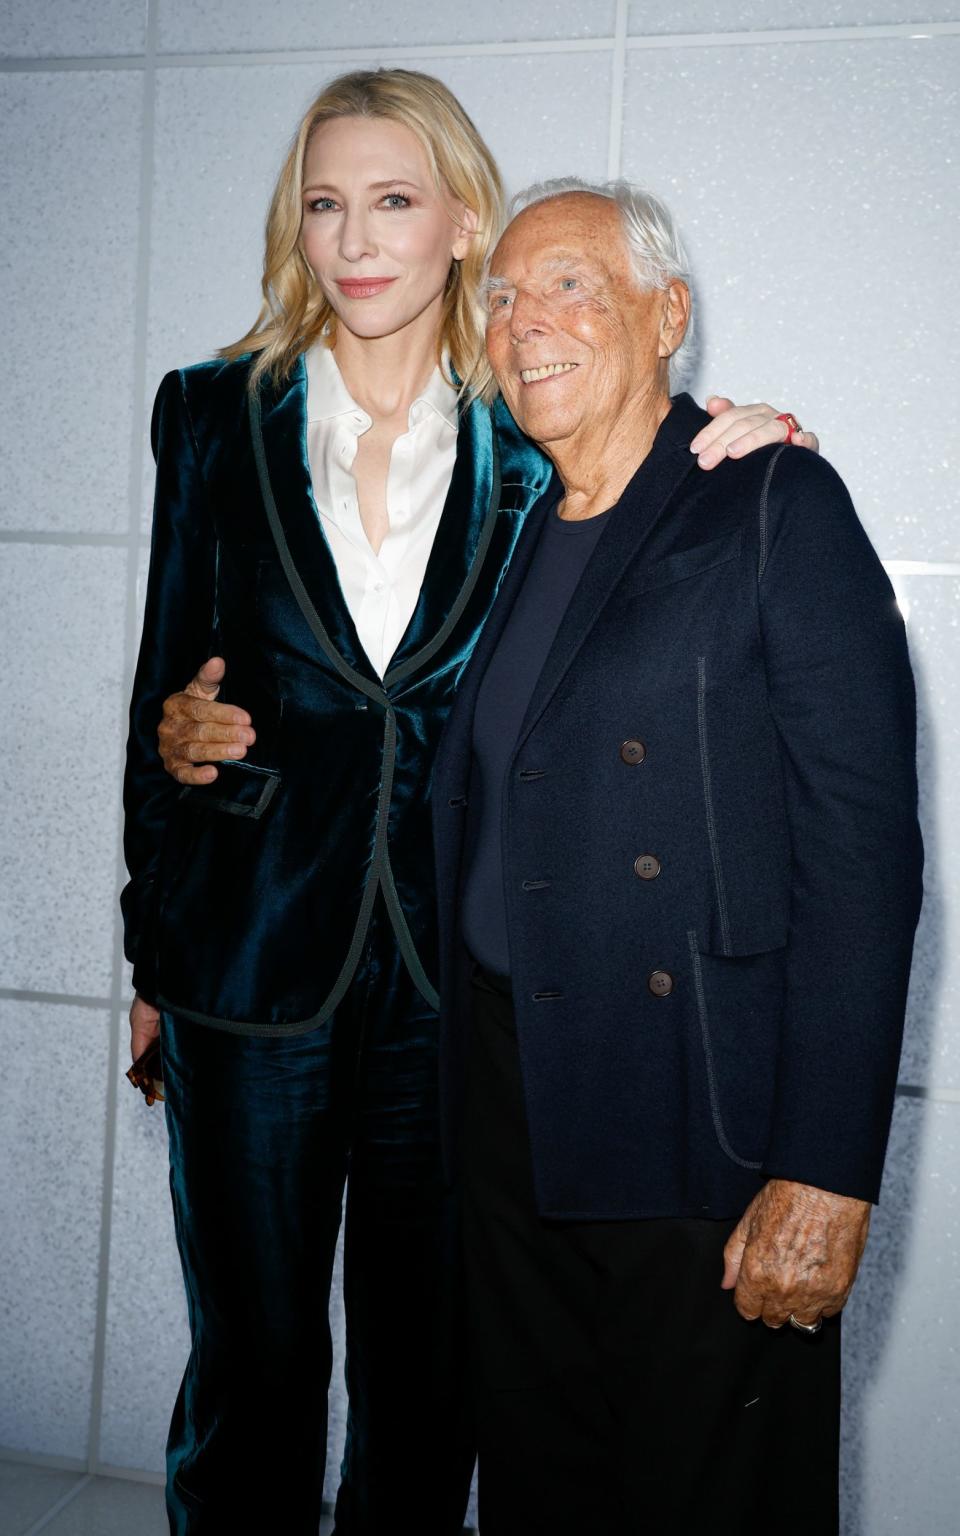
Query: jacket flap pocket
179 760 280 820
619 530 742 600
698 922 788 959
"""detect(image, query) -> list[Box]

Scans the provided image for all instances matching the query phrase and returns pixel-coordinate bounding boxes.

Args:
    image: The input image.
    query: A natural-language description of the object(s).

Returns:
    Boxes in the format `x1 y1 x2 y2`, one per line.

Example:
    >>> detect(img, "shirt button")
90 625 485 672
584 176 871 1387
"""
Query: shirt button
620 739 646 765
634 854 661 881
648 970 674 998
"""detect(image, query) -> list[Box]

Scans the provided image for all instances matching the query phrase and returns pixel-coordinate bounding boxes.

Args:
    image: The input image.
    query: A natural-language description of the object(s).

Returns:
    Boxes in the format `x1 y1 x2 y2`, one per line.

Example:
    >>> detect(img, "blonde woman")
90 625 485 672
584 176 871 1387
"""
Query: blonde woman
123 69 815 1533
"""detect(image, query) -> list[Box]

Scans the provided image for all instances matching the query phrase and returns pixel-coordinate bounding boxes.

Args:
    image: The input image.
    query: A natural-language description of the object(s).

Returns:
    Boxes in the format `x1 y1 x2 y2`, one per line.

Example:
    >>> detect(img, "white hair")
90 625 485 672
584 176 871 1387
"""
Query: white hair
509 177 696 389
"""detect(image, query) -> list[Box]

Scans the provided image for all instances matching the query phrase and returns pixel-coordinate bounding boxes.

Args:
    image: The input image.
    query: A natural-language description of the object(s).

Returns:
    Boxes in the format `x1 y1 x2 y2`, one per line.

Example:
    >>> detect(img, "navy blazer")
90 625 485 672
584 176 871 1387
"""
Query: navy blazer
433 394 923 1219
122 355 552 1032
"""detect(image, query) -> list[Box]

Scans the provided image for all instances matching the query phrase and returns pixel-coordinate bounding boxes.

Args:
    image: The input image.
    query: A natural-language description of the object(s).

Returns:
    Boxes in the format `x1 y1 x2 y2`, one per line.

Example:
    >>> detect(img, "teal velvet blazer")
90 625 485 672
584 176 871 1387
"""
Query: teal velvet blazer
122 355 551 1033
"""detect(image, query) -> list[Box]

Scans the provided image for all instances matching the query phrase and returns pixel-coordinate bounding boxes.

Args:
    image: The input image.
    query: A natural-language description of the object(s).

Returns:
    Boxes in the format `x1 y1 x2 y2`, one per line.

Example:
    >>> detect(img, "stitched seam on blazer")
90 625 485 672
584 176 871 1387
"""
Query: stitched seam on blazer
697 656 732 955
156 710 398 1037
757 444 788 580
248 389 388 707
687 930 762 1170
378 850 440 1011
384 427 502 688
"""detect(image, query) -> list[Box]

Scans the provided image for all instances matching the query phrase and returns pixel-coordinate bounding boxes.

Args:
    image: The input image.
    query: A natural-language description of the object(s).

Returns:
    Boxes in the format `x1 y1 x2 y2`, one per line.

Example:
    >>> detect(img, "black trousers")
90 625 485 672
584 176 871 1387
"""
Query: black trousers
462 969 841 1536
160 897 474 1536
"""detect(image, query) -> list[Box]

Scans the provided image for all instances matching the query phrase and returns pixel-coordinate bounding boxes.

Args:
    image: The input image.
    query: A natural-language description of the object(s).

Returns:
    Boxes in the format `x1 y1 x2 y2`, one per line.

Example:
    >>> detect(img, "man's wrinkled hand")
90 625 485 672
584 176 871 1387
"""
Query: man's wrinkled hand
721 1178 871 1328
157 657 255 786
691 397 821 471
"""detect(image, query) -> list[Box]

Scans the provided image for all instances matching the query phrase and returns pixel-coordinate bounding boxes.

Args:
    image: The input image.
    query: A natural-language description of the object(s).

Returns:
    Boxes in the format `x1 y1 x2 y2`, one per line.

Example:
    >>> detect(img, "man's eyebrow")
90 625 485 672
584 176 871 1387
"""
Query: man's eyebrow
484 252 595 289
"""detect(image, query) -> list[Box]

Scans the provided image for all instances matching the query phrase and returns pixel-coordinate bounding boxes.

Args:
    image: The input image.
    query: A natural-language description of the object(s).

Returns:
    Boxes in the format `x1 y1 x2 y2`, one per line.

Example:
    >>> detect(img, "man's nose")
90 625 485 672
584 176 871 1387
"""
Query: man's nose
339 207 376 262
510 290 550 344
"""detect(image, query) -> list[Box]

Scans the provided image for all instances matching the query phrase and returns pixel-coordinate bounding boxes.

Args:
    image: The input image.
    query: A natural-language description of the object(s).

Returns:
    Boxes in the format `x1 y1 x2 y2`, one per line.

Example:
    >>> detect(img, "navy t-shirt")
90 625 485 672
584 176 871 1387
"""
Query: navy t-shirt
462 499 614 976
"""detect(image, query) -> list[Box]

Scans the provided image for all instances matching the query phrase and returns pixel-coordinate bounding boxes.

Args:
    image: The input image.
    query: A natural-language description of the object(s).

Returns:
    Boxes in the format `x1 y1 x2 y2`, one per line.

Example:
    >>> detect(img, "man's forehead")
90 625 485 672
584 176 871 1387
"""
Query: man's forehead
490 197 625 278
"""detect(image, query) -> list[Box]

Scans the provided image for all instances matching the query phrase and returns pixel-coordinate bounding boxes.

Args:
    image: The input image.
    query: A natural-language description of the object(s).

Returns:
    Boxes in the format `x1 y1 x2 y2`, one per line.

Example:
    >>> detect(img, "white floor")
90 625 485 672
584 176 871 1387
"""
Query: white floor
0 1462 336 1535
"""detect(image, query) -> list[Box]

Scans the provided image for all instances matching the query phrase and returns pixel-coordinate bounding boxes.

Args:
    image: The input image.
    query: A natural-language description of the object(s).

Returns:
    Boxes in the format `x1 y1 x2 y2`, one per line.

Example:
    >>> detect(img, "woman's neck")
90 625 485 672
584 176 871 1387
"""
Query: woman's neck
332 302 444 423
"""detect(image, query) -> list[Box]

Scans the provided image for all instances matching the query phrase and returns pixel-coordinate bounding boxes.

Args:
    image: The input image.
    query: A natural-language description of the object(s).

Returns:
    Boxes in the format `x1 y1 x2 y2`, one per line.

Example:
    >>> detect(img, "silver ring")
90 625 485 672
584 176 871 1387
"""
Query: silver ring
788 1313 823 1335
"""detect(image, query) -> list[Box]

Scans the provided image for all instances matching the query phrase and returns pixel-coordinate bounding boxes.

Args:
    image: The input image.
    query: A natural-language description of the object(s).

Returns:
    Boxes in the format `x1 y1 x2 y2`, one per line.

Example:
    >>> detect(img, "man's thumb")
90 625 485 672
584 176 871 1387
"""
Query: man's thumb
720 1220 748 1291
186 655 226 699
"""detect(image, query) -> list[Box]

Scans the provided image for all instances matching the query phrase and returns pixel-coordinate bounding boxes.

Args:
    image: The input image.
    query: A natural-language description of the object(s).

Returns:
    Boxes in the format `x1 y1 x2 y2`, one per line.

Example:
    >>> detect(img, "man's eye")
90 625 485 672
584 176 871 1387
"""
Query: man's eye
559 277 578 291
489 293 513 312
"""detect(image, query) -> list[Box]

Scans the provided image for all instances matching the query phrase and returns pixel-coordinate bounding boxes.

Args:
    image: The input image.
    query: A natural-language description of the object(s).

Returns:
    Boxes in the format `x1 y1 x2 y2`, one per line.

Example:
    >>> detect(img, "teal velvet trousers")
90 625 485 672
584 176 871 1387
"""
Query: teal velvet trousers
160 897 475 1534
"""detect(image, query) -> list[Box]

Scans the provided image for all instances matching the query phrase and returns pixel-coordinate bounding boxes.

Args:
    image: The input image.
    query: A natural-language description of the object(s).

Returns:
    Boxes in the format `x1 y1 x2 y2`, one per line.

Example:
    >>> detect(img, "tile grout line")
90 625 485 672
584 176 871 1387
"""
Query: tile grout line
0 20 957 73
85 0 159 1481
0 987 113 1010
0 530 145 546
21 1474 92 1536
606 0 628 180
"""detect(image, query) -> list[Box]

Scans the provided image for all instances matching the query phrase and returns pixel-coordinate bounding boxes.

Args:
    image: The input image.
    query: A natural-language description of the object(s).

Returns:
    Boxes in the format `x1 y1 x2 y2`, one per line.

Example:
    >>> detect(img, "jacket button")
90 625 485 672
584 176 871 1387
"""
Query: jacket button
634 853 661 880
620 739 646 764
648 970 674 998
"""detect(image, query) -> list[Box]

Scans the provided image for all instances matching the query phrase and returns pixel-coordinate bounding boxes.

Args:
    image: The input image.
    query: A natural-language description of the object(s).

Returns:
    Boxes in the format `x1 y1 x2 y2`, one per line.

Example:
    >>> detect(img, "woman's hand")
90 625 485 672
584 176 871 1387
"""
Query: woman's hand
691 396 821 471
130 993 161 1062
158 657 256 786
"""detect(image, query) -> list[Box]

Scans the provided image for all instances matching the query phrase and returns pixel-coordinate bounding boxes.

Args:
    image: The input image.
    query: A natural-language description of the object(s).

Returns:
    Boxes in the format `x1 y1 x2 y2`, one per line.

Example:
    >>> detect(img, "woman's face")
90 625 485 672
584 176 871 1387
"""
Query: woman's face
300 115 474 344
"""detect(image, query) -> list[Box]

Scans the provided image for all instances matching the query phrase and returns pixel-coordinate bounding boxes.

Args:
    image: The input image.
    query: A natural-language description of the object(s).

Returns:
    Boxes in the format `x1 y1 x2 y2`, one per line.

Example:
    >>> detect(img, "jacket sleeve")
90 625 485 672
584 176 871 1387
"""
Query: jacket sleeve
120 370 219 988
756 448 923 1203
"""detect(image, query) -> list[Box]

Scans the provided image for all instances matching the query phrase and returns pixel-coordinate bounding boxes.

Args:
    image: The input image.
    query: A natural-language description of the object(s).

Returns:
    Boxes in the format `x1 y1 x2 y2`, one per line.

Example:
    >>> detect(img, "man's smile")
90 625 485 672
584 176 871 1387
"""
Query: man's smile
519 362 580 384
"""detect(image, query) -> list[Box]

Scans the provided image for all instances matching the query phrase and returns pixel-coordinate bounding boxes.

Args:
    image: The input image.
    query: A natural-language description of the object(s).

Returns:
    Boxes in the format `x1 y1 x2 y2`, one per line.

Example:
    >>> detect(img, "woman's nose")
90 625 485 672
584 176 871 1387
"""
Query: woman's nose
339 207 376 262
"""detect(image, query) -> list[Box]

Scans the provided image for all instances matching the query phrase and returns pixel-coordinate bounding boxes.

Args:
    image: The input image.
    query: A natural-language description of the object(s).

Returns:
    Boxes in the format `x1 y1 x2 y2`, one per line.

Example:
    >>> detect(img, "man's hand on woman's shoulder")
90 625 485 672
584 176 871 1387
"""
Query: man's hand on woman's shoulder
158 657 256 786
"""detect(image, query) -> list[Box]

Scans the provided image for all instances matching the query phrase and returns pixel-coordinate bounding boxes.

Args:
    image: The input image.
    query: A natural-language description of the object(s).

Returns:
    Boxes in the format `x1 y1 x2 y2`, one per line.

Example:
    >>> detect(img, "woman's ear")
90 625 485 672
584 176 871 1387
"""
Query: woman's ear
451 205 480 262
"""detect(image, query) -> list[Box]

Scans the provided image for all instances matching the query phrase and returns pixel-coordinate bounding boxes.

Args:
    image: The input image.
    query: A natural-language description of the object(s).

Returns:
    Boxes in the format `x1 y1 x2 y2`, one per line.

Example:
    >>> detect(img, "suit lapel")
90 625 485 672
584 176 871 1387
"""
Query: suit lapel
514 395 705 754
250 355 384 695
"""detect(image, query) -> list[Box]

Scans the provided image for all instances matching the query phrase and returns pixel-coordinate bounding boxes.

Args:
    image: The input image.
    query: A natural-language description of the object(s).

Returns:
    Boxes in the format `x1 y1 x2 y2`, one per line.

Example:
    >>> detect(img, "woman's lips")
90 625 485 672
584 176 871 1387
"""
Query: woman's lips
335 278 398 299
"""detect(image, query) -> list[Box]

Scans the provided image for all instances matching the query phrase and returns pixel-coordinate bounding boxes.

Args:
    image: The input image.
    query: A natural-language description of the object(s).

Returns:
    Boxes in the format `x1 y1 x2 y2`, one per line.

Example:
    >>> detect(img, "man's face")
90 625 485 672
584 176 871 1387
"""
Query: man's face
484 194 676 452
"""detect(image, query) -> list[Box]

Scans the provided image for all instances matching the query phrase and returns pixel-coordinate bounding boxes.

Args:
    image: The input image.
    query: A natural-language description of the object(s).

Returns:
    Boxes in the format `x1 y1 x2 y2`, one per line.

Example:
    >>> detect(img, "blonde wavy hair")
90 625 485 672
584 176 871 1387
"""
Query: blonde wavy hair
222 69 504 395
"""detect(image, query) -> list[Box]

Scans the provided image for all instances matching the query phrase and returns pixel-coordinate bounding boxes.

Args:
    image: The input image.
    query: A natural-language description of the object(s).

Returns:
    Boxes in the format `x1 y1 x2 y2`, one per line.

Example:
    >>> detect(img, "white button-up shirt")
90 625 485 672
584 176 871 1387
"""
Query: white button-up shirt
304 342 459 677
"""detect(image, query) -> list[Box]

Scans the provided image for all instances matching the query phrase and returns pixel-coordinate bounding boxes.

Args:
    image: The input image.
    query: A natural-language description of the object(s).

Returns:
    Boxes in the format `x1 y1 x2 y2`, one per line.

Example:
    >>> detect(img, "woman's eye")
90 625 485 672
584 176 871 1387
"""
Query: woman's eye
308 197 338 213
382 192 411 210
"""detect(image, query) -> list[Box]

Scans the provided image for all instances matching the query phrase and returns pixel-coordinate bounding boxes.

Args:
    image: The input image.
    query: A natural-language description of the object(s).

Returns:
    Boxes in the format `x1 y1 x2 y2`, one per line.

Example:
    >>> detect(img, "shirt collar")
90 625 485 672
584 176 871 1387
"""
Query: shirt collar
305 341 458 433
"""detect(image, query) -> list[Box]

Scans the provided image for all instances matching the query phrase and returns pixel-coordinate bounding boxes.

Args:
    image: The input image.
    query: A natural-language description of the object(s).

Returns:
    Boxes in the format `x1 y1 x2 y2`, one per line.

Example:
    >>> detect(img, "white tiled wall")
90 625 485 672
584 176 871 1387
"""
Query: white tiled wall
1 5 957 1533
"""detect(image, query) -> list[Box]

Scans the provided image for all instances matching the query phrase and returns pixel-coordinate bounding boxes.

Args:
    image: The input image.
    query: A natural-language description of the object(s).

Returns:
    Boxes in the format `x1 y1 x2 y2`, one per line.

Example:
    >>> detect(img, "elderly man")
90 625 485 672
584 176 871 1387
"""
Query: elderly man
431 181 922 1534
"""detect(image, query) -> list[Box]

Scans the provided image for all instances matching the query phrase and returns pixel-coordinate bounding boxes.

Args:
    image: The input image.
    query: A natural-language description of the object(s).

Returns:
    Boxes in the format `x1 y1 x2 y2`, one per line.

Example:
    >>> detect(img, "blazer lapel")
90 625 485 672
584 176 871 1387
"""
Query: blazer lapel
514 395 706 755
385 393 506 687
249 355 384 697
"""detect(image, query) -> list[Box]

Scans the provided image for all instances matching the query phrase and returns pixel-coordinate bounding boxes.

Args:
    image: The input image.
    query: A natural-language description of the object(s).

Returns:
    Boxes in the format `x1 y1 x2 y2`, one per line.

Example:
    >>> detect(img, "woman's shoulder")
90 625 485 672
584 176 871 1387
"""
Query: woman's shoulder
487 394 552 494
164 353 254 407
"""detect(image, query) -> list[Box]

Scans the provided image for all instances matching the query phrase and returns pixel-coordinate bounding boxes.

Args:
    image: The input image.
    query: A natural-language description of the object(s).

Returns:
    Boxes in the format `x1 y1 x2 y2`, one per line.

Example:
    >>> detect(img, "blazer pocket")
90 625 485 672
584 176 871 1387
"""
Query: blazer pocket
617 530 742 601
179 759 281 820
687 929 784 1170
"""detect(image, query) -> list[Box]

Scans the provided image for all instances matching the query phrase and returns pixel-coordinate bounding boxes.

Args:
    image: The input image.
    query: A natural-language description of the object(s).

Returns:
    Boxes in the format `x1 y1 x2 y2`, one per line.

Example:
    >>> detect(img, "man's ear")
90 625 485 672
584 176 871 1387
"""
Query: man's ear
659 280 691 358
452 204 480 262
